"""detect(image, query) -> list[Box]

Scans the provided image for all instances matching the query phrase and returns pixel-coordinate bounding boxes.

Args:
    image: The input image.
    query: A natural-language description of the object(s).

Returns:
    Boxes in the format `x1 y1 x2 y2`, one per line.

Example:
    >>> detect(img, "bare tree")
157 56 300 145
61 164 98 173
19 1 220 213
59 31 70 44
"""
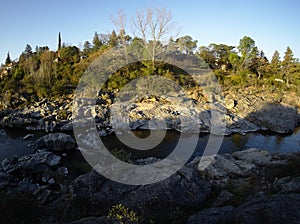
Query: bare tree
132 7 175 65
111 10 131 65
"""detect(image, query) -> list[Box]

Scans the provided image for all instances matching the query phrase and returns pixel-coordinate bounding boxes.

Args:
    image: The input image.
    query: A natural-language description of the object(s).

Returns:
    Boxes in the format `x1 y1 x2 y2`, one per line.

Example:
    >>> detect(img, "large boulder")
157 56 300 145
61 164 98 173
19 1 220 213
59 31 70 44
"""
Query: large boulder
62 166 212 223
34 133 76 152
234 193 300 224
227 93 297 133
187 206 236 224
246 103 297 133
1 152 61 176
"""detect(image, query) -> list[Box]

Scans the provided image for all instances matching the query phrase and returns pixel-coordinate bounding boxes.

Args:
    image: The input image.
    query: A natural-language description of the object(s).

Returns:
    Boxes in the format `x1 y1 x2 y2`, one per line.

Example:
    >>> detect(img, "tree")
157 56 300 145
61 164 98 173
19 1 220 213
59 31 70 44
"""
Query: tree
282 46 295 85
248 50 269 79
111 10 131 47
5 52 11 65
58 32 62 51
83 41 92 55
93 32 102 51
24 44 33 58
270 50 281 77
108 30 118 47
197 44 235 69
238 36 255 59
176 35 198 55
36 46 50 56
60 46 80 63
237 36 257 69
228 51 240 71
198 46 216 68
37 51 55 87
132 7 175 65
128 37 145 57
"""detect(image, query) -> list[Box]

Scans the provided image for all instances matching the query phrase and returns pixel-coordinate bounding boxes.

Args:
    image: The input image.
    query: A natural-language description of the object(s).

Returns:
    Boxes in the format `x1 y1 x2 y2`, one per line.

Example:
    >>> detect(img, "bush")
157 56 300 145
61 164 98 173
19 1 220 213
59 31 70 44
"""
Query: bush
108 204 140 223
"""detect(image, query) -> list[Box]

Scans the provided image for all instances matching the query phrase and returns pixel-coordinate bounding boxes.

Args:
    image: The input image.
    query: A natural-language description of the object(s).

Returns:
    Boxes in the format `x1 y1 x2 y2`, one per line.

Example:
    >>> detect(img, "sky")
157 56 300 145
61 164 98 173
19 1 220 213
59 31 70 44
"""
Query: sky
1 0 300 63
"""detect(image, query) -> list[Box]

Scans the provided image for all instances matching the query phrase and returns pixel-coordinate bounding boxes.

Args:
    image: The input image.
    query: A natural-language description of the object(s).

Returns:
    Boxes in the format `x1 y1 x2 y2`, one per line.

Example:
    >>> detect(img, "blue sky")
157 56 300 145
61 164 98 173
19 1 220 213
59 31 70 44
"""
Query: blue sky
1 0 299 63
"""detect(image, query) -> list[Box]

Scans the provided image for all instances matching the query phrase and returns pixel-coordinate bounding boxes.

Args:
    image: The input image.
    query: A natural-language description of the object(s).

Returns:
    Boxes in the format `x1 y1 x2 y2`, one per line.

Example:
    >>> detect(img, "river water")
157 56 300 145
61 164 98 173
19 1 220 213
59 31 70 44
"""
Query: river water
1 127 300 162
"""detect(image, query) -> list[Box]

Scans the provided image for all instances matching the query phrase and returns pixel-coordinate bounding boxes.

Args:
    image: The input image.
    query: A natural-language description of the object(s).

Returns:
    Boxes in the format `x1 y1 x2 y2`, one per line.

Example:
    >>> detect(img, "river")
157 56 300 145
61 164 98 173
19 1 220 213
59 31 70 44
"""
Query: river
1 127 300 162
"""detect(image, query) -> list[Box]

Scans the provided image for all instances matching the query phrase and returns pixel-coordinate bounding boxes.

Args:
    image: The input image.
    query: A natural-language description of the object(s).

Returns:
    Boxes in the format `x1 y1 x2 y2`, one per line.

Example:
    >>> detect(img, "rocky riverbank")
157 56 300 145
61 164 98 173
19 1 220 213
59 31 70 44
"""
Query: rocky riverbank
1 88 299 137
1 148 300 223
0 88 300 223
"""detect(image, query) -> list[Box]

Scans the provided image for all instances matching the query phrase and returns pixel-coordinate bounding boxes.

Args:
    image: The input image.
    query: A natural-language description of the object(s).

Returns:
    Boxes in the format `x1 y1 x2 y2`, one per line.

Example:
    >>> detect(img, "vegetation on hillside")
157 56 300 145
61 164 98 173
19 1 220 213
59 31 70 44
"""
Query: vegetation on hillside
0 8 299 104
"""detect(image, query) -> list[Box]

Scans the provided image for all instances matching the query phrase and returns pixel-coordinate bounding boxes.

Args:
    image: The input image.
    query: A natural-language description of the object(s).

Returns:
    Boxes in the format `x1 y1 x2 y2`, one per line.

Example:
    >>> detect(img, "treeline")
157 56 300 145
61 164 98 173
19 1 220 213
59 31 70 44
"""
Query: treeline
0 8 299 100
1 32 299 98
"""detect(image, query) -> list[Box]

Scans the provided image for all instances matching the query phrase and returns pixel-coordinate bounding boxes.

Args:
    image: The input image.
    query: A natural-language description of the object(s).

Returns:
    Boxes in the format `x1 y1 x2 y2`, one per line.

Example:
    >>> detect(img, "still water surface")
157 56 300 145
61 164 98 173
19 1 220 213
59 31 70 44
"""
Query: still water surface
1 127 299 162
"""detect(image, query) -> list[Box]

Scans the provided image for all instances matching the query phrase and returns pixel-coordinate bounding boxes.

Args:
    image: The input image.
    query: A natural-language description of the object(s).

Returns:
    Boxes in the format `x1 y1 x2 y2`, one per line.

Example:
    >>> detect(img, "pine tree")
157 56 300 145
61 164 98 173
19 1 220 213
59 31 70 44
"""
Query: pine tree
5 52 11 65
108 30 118 47
93 32 102 51
24 44 33 58
83 41 92 55
282 46 294 85
270 50 281 77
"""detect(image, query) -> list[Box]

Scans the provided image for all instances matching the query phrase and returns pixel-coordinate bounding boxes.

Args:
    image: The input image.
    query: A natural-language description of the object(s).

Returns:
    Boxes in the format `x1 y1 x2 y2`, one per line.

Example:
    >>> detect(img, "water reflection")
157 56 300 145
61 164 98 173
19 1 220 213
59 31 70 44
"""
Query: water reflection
0 127 299 162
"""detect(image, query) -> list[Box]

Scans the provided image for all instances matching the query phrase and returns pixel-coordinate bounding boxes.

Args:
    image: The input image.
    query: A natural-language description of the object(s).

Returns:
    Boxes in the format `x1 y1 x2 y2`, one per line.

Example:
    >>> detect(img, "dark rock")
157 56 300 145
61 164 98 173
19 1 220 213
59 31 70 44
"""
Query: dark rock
60 122 73 132
273 176 300 194
212 190 235 207
68 216 114 224
17 180 39 193
2 152 61 176
232 148 272 166
120 166 211 223
63 170 111 221
187 206 236 224
23 133 34 140
234 193 300 224
34 133 75 152
62 166 212 223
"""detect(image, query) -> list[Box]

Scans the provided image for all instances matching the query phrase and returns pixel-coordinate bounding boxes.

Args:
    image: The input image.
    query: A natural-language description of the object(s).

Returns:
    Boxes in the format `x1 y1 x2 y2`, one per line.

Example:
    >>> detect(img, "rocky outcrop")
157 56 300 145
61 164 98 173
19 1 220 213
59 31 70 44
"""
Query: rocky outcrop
1 89 299 136
188 193 300 224
63 165 212 223
224 92 298 133
1 148 300 223
33 132 76 152
0 96 73 132
195 148 286 186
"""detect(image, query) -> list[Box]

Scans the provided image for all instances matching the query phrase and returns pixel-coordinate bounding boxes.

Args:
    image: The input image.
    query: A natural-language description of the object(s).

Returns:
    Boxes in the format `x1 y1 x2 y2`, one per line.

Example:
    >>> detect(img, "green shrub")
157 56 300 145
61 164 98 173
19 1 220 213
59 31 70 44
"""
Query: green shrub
108 204 140 224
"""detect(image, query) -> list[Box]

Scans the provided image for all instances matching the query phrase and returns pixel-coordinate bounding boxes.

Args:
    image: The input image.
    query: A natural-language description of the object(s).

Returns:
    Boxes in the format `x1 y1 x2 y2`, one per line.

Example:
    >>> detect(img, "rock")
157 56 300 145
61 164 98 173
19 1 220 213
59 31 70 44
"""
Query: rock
48 178 55 185
34 133 75 152
63 166 212 223
98 130 107 137
67 216 113 224
234 194 300 224
0 171 14 190
249 103 297 133
229 93 297 134
57 167 68 176
232 148 272 166
187 206 236 224
17 180 39 193
196 149 273 185
273 176 300 194
2 152 61 175
23 134 34 140
134 157 160 165
197 154 245 184
29 111 42 119
60 122 73 132
212 190 234 207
